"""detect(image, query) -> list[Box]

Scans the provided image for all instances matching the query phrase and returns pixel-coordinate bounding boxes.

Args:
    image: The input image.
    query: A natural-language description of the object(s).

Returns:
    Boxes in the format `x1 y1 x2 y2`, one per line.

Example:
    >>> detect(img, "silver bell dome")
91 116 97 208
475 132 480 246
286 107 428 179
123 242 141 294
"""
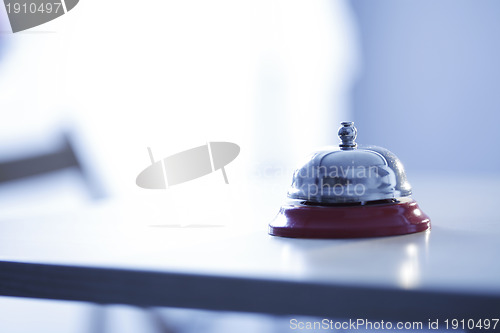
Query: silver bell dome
288 122 412 204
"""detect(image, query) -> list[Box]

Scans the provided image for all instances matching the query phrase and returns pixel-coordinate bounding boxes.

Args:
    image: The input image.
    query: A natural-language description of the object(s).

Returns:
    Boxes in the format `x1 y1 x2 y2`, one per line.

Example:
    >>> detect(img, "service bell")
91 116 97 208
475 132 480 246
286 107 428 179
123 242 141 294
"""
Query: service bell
269 121 431 238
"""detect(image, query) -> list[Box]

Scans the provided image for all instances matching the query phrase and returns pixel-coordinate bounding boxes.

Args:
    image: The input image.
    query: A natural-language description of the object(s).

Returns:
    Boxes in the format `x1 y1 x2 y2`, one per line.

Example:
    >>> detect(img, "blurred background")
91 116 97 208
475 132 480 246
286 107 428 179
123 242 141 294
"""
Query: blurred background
0 0 498 332
350 0 500 176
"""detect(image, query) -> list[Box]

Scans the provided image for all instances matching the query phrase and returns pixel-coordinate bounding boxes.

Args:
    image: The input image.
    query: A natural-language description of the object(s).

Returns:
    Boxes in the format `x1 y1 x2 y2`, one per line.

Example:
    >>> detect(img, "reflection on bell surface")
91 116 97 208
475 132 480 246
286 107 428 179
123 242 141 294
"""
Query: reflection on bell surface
269 121 431 238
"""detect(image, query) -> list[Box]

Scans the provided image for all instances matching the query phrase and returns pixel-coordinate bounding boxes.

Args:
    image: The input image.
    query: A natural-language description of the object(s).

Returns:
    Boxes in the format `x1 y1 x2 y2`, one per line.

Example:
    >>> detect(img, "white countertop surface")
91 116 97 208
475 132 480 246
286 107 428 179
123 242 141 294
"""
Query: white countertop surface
1 173 499 318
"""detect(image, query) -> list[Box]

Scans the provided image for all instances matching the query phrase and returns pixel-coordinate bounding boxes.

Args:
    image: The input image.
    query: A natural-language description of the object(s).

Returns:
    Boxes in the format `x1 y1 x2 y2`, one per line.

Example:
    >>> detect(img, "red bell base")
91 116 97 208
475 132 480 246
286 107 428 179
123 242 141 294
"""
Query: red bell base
269 199 431 238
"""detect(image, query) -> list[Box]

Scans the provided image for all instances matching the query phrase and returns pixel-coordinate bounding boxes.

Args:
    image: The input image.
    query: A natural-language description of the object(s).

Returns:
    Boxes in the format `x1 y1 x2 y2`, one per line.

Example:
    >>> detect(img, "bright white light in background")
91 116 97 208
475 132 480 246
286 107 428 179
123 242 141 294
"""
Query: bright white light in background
0 22 68 151
62 0 359 197
0 1 359 203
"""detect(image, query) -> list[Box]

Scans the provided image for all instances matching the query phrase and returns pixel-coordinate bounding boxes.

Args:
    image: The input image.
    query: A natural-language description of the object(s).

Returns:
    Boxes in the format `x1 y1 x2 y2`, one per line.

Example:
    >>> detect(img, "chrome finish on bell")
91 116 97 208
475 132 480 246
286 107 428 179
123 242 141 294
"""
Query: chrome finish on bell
287 122 412 204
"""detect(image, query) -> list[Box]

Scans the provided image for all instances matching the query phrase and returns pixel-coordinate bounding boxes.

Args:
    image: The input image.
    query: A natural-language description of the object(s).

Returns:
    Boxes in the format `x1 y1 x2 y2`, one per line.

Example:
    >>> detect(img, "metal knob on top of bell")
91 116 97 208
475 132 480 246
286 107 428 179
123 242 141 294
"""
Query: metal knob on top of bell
269 122 431 238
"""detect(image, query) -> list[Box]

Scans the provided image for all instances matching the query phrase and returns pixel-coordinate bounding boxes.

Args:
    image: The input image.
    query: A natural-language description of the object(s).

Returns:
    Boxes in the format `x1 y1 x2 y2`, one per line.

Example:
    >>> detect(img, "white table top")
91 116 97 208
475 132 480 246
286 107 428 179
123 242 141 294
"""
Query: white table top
1 173 500 320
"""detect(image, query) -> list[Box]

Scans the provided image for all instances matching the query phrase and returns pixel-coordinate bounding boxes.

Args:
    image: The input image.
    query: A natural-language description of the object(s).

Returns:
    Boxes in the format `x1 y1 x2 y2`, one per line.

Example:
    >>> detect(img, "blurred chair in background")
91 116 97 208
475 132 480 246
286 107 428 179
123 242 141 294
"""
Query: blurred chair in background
0 130 106 222
0 132 103 200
